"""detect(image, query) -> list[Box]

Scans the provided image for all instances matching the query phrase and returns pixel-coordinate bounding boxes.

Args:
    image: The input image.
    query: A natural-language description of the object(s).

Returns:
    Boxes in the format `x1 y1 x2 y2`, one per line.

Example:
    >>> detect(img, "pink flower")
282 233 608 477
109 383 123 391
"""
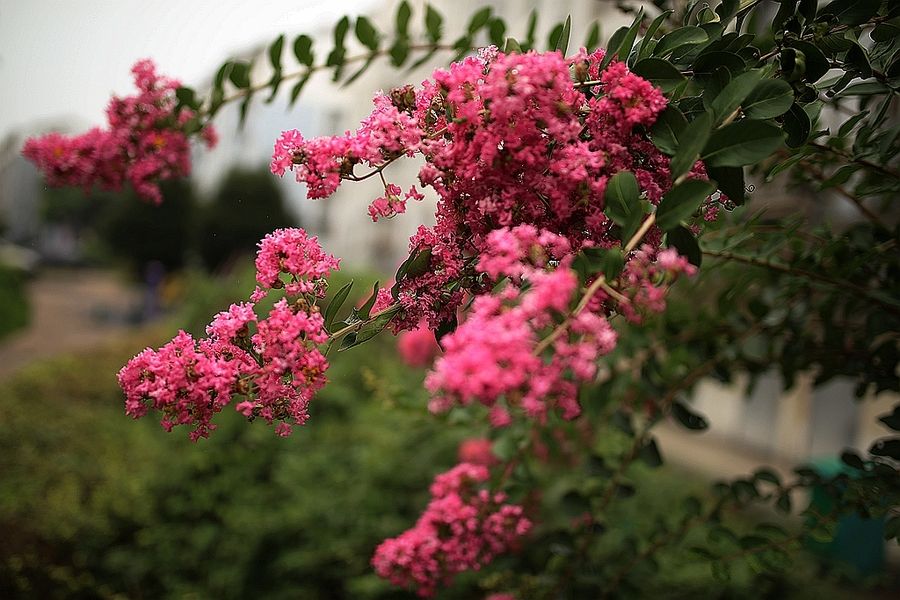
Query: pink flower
373 463 531 597
24 59 216 203
397 324 441 367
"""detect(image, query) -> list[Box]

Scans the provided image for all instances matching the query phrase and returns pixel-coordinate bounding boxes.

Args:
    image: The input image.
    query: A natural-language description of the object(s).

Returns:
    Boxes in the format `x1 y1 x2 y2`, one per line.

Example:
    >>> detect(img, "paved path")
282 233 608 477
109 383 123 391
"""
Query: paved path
0 268 140 378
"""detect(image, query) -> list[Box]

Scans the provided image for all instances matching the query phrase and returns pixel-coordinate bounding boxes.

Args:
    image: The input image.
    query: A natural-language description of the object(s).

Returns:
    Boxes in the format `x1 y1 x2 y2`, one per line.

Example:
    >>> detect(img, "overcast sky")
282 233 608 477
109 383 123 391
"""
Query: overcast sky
0 0 375 140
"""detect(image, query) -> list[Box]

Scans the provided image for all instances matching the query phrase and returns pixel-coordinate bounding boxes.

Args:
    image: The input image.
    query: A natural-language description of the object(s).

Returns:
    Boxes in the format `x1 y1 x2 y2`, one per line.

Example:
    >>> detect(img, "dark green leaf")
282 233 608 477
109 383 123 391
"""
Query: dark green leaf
268 34 285 71
355 16 380 51
742 79 794 119
706 165 745 205
584 21 601 52
667 225 702 267
639 438 664 467
605 170 641 241
878 405 900 431
656 179 717 231
671 113 712 179
632 57 687 93
435 312 457 345
693 51 745 81
357 281 380 321
702 120 785 167
818 0 881 26
488 18 506 47
869 438 900 460
637 10 673 60
783 103 811 148
786 40 829 83
228 61 251 88
651 106 687 155
289 71 313 106
655 26 708 57
603 248 625 280
709 70 763 123
425 5 443 43
672 400 709 430
553 15 571 55
840 450 866 470
404 248 432 279
504 37 522 54
293 34 314 66
395 1 412 37
600 26 628 70
324 281 354 330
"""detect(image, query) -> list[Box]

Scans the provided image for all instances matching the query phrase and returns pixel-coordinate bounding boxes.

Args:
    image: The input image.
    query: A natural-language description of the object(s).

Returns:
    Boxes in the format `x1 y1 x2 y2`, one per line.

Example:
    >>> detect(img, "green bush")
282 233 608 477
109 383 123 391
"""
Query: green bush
196 167 296 272
0 265 29 340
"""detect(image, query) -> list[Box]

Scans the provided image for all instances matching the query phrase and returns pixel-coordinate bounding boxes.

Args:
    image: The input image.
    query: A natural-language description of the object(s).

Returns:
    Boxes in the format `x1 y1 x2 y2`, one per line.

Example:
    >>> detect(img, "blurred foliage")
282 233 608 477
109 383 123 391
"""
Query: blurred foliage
196 167 296 272
0 269 468 599
0 265 29 340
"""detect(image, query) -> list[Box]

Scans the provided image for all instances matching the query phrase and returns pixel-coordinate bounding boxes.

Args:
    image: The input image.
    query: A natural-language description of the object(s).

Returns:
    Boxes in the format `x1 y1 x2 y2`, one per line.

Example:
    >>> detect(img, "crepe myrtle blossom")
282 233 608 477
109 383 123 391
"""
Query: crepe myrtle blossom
372 463 531 597
23 59 217 204
272 48 716 334
118 228 338 439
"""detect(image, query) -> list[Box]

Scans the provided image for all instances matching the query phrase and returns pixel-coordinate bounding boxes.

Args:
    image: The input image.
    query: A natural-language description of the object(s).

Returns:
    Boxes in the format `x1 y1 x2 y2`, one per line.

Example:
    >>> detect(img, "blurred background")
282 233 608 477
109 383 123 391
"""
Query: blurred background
0 0 897 597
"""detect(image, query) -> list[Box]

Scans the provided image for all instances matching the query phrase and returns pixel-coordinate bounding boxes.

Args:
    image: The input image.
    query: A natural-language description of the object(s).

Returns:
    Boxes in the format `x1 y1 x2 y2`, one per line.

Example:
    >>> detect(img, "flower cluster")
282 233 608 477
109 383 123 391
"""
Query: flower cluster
372 463 531 597
23 59 217 204
118 228 337 439
425 225 617 424
397 322 441 368
272 48 715 332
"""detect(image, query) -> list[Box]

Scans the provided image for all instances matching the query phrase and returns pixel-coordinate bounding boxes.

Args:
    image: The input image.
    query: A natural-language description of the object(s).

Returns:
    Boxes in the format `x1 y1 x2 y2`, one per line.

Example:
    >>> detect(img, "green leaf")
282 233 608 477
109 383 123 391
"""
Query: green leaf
878 405 900 431
404 248 433 279
783 104 811 148
637 10 673 61
293 34 314 66
504 37 522 53
356 281 380 321
603 248 625 280
818 0 881 26
615 8 643 67
670 113 712 179
339 306 399 351
523 9 538 50
702 120 785 167
605 170 641 241
632 58 687 93
324 281 354 330
288 71 313 106
175 86 199 111
693 51 745 82
639 438 664 467
584 22 601 51
327 16 350 79
467 6 492 34
355 16 380 51
656 179 716 231
667 225 702 267
742 79 794 119
488 18 507 47
425 5 443 43
654 26 708 57
651 106 687 155
786 40 829 83
672 400 709 430
268 34 285 71
395 1 412 37
228 61 251 88
555 15 572 56
709 70 763 123
706 165 745 205
600 25 628 70
869 438 900 460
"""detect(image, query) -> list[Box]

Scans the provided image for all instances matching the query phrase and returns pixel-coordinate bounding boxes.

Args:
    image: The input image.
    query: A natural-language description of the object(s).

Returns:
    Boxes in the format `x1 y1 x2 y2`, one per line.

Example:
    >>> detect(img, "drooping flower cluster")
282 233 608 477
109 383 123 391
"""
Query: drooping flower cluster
23 59 217 204
118 228 337 439
424 225 618 424
372 462 531 597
